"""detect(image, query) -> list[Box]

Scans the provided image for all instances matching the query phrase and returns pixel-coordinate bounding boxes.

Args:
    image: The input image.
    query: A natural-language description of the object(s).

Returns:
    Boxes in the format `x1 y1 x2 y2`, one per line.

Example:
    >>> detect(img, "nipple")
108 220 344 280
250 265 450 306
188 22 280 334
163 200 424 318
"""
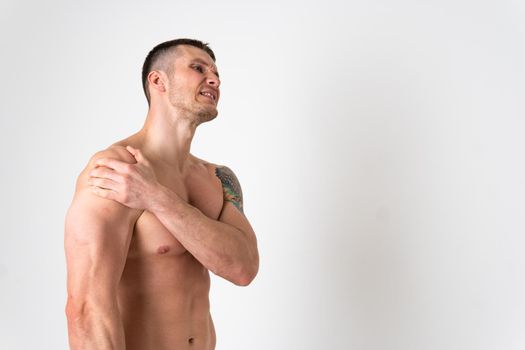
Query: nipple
157 245 170 254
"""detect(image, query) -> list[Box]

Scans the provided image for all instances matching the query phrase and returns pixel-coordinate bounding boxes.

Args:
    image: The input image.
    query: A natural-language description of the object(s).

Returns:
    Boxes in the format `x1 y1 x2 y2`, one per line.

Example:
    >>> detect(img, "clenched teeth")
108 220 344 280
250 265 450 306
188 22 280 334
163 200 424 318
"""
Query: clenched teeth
200 92 215 100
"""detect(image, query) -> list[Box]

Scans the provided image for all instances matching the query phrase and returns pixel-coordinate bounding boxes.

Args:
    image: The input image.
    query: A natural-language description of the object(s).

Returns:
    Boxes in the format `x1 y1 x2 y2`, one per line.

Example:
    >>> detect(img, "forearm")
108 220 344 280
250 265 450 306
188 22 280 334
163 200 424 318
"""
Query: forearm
66 300 125 350
152 186 257 285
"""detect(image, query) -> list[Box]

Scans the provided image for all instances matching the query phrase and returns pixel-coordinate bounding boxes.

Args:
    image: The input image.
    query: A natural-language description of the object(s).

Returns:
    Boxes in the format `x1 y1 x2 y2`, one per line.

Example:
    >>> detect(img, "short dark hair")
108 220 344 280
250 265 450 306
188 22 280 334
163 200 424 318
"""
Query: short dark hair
141 38 216 106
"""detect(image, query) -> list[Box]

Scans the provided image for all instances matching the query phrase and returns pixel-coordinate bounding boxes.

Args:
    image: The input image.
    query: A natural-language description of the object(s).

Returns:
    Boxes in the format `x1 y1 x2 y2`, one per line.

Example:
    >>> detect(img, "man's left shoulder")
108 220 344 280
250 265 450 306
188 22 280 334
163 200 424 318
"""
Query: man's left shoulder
191 155 240 181
212 164 244 213
213 164 242 185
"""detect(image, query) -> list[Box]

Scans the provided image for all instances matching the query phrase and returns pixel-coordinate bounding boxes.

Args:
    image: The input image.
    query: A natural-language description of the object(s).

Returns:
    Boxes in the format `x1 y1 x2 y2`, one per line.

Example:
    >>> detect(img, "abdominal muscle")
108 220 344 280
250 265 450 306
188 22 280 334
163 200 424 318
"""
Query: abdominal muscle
117 210 216 350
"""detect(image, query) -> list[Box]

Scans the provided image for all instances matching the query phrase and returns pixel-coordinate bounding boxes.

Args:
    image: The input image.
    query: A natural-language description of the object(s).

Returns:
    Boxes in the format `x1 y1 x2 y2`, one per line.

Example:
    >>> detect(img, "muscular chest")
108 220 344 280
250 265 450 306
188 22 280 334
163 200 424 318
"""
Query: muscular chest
128 163 224 258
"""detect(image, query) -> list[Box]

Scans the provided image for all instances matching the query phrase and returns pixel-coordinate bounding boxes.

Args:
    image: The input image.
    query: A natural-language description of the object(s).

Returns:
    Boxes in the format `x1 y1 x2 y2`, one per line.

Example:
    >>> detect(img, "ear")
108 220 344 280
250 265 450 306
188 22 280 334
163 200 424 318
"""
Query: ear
147 70 167 94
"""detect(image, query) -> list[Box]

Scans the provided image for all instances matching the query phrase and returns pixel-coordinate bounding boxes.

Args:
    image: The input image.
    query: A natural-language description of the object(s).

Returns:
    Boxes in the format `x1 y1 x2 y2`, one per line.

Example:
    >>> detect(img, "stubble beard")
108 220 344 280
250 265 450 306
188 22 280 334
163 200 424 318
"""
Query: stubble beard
168 91 218 125
195 104 218 124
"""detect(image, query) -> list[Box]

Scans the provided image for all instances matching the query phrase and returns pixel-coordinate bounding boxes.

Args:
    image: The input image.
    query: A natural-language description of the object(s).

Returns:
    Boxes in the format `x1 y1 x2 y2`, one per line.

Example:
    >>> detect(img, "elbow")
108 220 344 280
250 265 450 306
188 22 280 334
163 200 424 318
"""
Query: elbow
233 259 259 287
65 295 86 322
65 293 116 327
65 294 99 327
235 273 256 287
65 296 90 335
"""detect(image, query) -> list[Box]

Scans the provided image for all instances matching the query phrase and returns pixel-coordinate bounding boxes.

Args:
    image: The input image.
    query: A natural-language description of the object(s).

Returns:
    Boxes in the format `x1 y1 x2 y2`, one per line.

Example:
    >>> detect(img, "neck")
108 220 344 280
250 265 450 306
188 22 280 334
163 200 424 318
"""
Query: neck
136 103 199 172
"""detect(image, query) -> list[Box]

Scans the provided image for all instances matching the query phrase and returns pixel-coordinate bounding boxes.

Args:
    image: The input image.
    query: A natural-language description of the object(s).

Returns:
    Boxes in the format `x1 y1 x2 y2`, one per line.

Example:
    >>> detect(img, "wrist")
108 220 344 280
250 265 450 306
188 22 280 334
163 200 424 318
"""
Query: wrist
149 184 185 216
147 183 168 213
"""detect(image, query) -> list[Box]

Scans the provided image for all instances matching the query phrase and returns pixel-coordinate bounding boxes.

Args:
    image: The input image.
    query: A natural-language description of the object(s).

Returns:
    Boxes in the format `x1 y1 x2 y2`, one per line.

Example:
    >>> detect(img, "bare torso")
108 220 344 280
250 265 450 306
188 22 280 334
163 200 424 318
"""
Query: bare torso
116 142 224 350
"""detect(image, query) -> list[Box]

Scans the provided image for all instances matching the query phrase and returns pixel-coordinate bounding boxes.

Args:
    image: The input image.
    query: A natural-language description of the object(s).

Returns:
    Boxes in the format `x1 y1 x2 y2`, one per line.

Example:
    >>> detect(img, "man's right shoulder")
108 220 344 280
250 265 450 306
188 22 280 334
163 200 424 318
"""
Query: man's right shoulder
65 145 140 253
87 145 136 171
67 145 140 228
75 145 136 192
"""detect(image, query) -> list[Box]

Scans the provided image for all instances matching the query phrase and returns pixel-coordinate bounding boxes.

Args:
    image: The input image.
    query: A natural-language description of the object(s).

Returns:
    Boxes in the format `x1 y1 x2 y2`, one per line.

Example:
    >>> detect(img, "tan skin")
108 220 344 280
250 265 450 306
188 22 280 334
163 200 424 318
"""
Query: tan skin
65 45 259 350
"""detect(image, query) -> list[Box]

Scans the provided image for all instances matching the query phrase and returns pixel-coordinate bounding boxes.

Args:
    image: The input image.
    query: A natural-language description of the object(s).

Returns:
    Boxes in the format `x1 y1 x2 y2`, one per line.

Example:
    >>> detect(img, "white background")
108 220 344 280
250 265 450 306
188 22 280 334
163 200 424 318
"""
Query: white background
1 0 524 349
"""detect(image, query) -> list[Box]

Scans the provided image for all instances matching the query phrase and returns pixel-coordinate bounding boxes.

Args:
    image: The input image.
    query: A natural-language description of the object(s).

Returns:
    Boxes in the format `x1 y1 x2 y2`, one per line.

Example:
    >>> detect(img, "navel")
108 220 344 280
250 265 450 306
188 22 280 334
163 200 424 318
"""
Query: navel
156 245 170 254
188 337 195 344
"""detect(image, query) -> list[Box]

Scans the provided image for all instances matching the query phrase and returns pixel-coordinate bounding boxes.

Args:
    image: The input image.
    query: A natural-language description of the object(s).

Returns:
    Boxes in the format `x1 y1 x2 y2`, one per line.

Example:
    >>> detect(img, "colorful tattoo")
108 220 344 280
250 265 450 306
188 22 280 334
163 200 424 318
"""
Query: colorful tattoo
215 166 244 213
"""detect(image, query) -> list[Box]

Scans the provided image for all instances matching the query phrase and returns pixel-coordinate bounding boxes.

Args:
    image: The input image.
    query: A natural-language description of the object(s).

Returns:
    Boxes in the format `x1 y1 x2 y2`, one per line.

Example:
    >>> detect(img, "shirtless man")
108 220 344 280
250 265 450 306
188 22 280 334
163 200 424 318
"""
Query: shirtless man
64 38 259 350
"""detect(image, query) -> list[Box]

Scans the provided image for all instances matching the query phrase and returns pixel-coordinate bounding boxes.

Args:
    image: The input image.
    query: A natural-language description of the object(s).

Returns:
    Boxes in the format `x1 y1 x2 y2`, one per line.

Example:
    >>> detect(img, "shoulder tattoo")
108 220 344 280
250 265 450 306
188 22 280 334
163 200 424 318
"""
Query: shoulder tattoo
215 166 244 213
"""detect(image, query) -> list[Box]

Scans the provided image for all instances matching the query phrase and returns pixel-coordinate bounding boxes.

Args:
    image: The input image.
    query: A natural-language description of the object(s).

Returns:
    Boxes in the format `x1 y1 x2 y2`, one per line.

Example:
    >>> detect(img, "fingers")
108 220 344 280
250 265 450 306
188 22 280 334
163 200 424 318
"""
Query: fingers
88 176 120 192
90 185 117 200
89 167 123 183
126 145 138 158
95 146 148 174
94 157 131 173
126 145 148 164
126 145 141 161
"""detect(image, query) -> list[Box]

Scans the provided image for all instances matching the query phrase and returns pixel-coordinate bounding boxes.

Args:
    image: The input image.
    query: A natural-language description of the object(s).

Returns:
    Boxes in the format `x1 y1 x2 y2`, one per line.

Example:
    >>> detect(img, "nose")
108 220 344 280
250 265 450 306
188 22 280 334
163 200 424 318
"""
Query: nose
206 73 220 88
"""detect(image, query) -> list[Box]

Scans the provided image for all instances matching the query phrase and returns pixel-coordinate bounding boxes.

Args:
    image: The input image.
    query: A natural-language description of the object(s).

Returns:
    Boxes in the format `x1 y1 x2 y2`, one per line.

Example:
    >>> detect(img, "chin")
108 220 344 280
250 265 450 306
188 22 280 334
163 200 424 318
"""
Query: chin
196 108 218 124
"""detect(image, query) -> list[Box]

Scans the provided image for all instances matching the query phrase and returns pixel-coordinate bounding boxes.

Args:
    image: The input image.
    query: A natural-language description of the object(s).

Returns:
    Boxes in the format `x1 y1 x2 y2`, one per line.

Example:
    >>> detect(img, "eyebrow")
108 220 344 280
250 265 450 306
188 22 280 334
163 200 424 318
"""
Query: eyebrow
190 58 220 78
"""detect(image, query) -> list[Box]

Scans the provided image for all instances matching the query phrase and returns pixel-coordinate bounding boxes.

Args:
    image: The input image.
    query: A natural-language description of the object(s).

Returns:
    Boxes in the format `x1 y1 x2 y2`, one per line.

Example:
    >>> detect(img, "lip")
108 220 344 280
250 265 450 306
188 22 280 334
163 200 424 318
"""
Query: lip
199 88 218 103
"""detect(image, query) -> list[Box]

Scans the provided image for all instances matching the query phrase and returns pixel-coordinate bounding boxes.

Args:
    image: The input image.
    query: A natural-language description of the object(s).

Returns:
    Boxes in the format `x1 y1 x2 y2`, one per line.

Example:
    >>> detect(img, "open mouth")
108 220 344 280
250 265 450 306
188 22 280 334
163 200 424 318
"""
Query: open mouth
199 91 216 102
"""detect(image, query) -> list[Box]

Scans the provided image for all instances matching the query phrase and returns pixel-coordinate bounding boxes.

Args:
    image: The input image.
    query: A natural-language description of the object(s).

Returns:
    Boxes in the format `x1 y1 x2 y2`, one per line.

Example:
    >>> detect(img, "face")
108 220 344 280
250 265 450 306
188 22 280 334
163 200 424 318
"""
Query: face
165 45 221 124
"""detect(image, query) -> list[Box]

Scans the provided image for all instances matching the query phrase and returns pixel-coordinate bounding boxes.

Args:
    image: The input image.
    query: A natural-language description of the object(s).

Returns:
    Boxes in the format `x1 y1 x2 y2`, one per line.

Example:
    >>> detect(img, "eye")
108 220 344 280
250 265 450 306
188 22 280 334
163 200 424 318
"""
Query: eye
192 64 204 73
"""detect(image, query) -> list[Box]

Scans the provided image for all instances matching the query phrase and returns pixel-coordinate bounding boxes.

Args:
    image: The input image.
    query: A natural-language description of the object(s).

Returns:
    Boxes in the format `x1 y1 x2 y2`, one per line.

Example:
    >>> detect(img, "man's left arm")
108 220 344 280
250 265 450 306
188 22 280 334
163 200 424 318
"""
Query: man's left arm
152 166 259 286
88 146 259 286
